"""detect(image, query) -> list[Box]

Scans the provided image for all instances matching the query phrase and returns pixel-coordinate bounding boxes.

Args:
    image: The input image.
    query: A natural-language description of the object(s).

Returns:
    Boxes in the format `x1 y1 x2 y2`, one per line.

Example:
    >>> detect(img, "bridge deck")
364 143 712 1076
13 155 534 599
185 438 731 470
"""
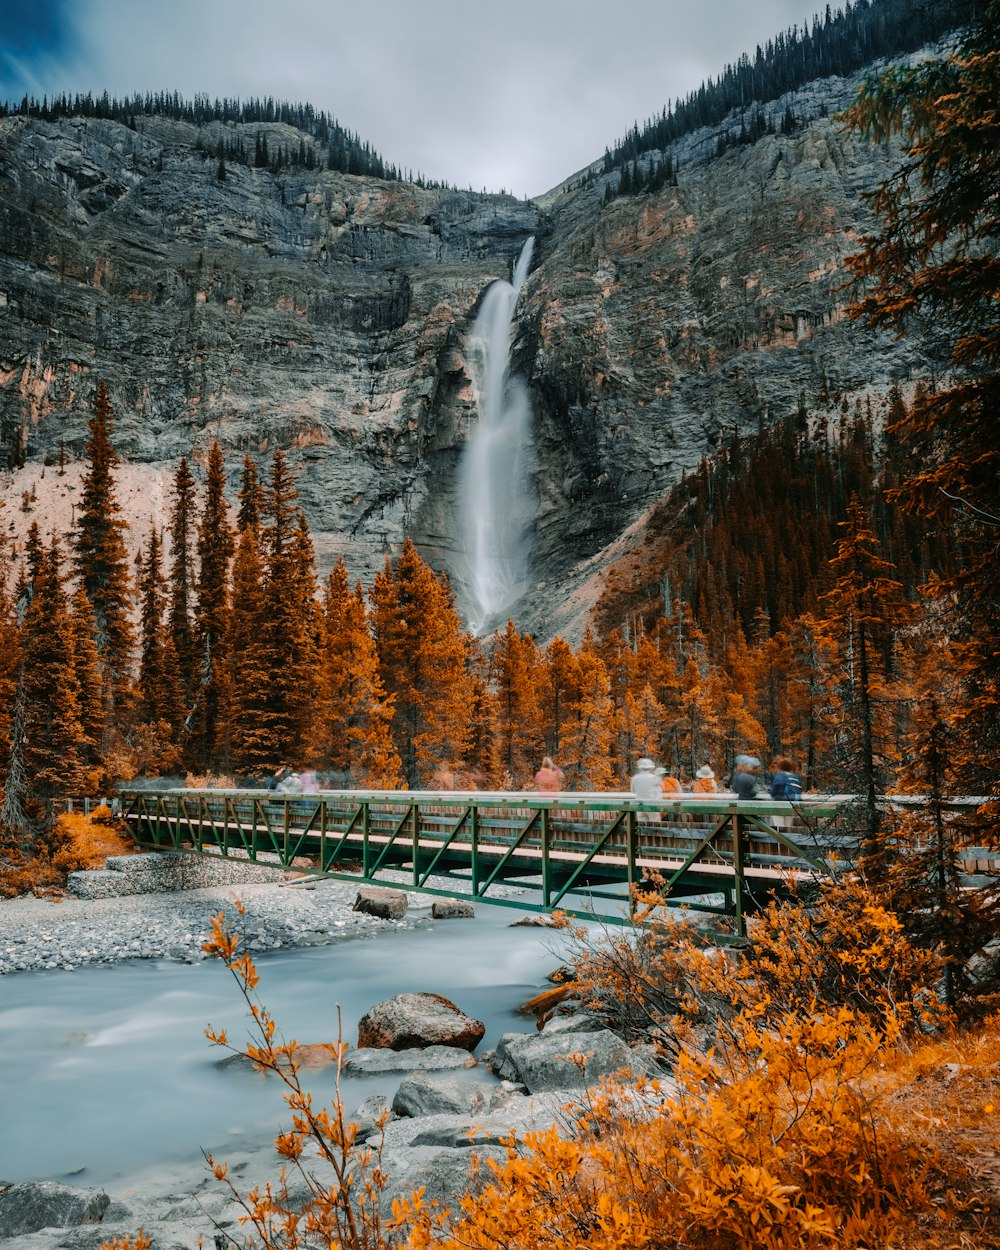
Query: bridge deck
121 787 880 929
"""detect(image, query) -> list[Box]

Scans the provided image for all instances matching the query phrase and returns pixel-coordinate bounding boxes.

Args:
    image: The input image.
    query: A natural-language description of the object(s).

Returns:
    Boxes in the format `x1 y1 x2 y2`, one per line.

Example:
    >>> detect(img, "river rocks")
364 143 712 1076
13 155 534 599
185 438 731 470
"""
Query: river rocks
344 1045 478 1076
539 1009 606 1035
0 877 410 976
430 899 475 919
391 1075 488 1119
0 1181 110 1238
66 849 304 900
352 887 408 920
357 993 485 1052
489 1029 657 1093
379 1145 510 1221
352 1093 392 1140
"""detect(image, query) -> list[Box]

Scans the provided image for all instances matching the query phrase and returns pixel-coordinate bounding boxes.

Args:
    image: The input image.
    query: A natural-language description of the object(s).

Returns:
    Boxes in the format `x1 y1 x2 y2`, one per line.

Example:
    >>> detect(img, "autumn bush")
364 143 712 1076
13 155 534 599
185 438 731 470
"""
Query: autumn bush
561 876 949 1060
94 893 1000 1250
0 808 134 898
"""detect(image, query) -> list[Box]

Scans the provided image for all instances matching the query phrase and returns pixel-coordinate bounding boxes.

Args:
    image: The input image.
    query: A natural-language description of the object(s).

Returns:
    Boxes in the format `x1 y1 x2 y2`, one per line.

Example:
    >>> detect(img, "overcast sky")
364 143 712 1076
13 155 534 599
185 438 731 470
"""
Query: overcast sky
3 0 833 198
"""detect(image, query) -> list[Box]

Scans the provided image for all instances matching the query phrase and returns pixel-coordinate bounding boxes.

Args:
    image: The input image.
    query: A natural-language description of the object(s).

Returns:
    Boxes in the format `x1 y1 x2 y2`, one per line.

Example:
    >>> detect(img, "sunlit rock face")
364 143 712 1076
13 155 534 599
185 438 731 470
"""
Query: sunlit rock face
0 113 544 585
0 59 939 639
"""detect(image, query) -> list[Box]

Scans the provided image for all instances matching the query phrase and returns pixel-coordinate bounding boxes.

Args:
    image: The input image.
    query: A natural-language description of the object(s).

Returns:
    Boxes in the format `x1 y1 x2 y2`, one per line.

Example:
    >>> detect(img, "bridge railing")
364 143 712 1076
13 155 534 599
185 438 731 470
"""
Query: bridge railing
117 787 991 928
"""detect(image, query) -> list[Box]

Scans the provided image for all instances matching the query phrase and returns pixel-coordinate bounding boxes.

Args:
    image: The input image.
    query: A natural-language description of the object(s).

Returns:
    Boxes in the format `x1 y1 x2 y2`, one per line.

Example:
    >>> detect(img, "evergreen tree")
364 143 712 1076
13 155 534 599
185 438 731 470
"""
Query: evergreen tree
561 635 615 790
193 441 234 768
137 527 172 727
237 453 264 533
72 380 134 691
168 455 198 699
310 559 401 786
225 527 272 772
489 620 543 787
370 539 472 787
68 584 106 770
821 498 909 845
844 0 1000 834
21 539 88 830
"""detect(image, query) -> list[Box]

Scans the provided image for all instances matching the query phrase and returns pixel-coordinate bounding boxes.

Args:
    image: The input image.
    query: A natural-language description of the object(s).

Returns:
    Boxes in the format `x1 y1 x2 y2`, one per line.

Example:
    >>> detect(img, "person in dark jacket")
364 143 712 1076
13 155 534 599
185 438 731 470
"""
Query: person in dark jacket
769 756 803 801
729 754 761 799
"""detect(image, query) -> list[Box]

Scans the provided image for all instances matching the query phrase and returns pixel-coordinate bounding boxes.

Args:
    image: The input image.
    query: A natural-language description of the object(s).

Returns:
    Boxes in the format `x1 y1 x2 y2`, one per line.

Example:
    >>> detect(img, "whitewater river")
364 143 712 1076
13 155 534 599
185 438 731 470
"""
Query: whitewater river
0 900 576 1187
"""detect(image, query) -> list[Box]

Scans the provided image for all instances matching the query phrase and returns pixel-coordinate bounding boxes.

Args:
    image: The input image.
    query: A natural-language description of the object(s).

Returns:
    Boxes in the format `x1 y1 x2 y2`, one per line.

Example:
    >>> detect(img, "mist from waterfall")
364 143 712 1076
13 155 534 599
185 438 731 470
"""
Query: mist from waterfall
459 237 536 635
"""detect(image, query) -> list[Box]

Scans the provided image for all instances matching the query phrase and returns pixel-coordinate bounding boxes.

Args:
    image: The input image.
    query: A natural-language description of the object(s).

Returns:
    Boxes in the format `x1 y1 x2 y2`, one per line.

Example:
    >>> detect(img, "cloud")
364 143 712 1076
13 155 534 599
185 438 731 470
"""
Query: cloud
1 0 829 197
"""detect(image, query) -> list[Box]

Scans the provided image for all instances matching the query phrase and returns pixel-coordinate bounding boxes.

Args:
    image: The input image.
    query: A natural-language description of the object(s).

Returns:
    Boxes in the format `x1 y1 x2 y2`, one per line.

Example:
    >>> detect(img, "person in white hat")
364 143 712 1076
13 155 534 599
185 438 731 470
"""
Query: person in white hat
692 764 718 794
630 757 662 803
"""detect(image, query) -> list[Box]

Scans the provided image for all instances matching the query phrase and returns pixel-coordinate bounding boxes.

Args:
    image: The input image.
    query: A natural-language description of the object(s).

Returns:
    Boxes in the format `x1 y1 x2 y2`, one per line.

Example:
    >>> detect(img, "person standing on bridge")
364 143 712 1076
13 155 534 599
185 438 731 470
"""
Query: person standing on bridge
692 765 718 794
729 755 760 799
769 757 803 801
631 758 662 802
534 756 565 793
656 766 682 796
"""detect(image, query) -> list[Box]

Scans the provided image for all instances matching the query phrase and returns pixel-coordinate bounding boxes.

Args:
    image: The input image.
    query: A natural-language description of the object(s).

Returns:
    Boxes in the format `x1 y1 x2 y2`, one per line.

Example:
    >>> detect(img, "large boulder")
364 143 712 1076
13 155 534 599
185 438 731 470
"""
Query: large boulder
431 899 475 919
352 887 408 920
489 1029 657 1093
344 1045 478 1076
391 1075 488 1119
0 1181 110 1238
358 993 485 1052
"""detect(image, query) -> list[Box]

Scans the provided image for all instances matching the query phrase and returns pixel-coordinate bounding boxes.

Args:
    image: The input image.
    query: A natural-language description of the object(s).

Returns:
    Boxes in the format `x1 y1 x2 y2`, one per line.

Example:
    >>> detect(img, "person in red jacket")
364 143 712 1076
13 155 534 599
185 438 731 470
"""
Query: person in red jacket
534 756 565 793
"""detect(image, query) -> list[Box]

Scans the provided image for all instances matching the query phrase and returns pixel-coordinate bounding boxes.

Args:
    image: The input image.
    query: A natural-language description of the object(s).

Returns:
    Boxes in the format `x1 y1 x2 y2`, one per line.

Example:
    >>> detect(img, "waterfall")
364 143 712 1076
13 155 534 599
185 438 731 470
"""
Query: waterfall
459 237 536 634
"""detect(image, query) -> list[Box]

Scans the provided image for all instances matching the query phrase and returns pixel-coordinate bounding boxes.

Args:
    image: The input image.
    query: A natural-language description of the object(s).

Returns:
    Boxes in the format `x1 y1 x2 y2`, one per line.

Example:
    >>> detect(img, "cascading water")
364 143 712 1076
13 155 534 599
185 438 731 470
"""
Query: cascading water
459 237 536 634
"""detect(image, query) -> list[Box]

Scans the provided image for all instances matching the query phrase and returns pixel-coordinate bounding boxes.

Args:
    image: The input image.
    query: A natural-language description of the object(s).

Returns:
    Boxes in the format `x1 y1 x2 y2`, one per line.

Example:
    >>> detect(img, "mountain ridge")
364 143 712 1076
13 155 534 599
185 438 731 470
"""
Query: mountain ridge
0 32 950 639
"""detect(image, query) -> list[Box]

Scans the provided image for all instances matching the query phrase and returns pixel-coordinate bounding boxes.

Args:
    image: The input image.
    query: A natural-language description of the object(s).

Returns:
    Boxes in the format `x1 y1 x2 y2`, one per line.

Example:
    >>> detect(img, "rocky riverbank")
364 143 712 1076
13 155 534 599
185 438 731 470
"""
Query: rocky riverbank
0 855 667 1247
0 865 412 977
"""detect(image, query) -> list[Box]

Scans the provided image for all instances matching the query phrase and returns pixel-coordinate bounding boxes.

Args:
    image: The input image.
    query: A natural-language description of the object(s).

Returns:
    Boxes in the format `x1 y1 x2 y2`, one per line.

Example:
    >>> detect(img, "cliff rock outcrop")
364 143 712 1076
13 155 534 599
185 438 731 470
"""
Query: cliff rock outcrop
0 61 937 638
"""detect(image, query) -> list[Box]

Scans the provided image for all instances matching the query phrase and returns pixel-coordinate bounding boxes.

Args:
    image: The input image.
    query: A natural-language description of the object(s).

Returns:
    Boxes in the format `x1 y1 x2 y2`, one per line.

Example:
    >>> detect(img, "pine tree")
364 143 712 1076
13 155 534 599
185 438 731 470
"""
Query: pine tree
68 584 106 770
862 638 998 1010
72 380 134 691
561 636 615 790
844 2 1000 830
137 527 170 726
237 453 264 533
192 441 234 768
539 636 580 762
821 497 910 845
225 527 272 772
168 456 198 702
0 667 30 848
370 539 472 787
310 559 401 786
21 539 88 831
489 620 543 786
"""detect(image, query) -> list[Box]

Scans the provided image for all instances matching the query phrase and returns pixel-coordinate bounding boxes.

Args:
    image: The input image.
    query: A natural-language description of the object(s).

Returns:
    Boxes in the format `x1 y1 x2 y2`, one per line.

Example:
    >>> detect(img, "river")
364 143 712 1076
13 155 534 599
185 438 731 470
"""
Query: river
0 899 580 1187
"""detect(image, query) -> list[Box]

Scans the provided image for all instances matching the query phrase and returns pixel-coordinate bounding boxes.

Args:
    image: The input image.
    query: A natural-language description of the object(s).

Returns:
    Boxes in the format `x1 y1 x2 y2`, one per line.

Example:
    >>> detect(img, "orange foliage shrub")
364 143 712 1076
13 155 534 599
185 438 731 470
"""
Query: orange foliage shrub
562 877 948 1058
400 1010 1000 1249
104 902 999 1250
184 772 237 789
0 809 134 898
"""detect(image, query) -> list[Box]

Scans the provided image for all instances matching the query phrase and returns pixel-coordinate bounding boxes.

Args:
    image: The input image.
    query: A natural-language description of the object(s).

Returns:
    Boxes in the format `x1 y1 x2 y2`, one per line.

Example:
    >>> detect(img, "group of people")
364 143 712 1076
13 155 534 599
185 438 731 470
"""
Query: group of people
265 766 321 795
532 753 803 800
629 758 720 800
630 754 803 801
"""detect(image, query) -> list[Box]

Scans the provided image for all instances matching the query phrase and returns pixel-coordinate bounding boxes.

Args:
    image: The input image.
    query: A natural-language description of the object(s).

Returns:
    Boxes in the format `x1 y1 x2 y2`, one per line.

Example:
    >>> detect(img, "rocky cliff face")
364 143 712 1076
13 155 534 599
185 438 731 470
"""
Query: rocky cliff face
0 62 936 639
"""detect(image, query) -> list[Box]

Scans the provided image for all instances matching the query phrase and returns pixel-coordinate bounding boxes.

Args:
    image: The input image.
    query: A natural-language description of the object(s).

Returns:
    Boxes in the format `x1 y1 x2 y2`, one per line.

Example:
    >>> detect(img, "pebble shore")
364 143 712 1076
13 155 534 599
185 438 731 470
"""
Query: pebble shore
0 873 422 976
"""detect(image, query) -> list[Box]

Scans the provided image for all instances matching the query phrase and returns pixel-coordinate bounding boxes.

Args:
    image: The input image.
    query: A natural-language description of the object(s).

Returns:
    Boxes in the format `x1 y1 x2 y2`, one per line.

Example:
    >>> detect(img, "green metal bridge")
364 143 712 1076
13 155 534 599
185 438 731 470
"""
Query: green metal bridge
119 787 864 931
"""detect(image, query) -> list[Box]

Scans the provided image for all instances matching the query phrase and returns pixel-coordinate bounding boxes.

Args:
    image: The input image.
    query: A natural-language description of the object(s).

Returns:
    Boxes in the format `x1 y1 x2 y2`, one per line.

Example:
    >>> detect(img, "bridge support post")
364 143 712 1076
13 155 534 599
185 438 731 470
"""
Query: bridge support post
411 805 419 887
362 800 371 877
471 805 480 897
626 810 638 914
541 806 551 906
733 811 746 937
